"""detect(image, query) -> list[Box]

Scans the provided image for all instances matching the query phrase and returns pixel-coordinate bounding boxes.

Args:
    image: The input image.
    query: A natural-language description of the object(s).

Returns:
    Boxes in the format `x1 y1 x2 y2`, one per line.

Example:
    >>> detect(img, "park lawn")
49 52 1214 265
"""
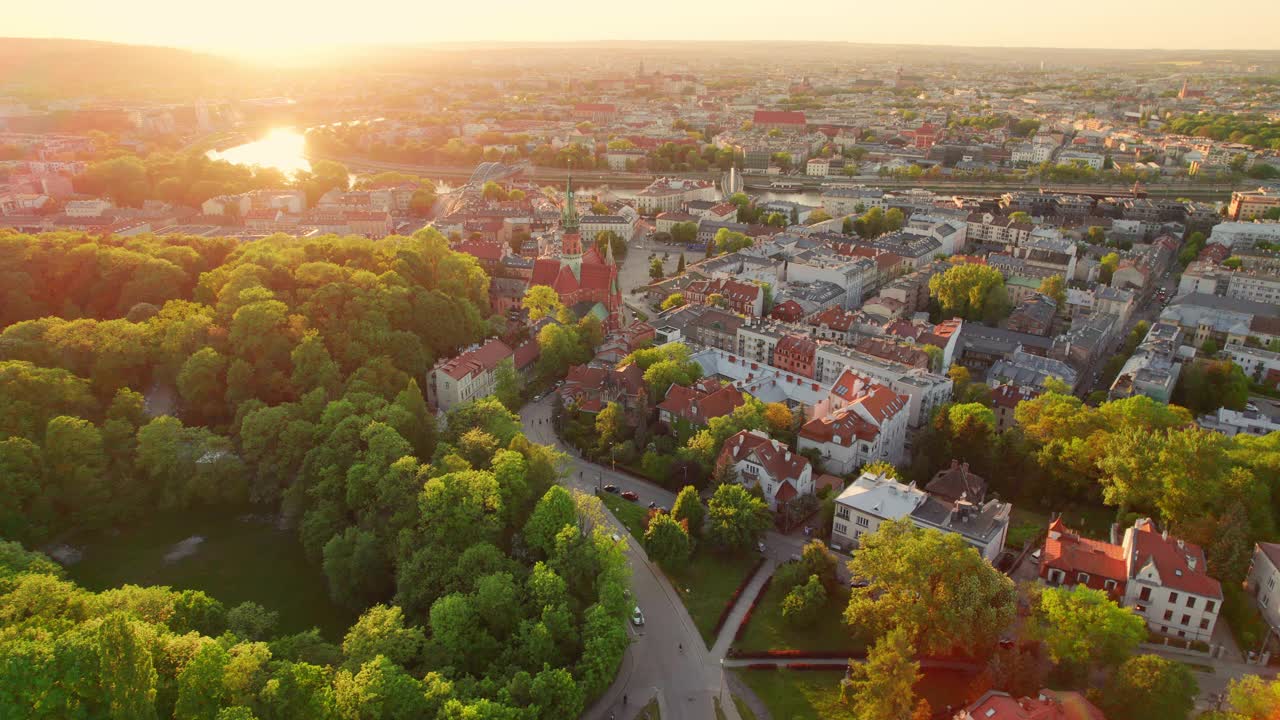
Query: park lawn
733 581 864 654
600 491 650 538
735 667 974 720
665 550 760 647
65 507 356 639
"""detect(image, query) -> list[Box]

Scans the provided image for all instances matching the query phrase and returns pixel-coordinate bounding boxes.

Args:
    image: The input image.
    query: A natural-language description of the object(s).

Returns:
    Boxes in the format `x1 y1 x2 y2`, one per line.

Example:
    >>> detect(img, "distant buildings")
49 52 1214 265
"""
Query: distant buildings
1109 322 1183 403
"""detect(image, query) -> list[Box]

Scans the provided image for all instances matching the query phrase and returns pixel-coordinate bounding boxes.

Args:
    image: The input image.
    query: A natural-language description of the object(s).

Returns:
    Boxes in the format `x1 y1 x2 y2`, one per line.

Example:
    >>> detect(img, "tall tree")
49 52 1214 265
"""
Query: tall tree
841 627 919 720
1100 655 1197 720
845 519 1016 656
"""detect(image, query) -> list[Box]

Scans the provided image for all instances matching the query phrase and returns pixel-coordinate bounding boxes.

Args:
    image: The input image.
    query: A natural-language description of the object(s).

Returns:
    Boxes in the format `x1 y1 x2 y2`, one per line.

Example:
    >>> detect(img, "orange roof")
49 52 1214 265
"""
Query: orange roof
435 339 513 381
1042 519 1126 582
1129 518 1222 599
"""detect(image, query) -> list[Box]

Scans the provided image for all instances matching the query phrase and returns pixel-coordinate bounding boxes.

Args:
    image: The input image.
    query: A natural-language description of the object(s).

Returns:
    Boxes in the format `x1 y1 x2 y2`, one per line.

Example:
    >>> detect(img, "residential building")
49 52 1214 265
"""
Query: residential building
1006 294 1058 337
428 338 513 412
1245 543 1280 653
798 370 909 473
1040 518 1127 600
954 690 1107 720
830 469 1010 561
1122 518 1222 643
1227 186 1280 220
656 377 746 431
716 429 814 511
1198 405 1280 437
773 334 819 379
685 277 765 316
635 177 718 214
1109 322 1183 403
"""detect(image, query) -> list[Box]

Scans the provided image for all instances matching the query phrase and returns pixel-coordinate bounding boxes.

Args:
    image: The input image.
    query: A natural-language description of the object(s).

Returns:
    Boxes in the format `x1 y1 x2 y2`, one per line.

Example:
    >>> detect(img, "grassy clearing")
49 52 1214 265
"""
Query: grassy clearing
600 491 651 538
64 507 355 639
735 667 974 720
1010 504 1116 542
665 551 759 647
733 580 864 654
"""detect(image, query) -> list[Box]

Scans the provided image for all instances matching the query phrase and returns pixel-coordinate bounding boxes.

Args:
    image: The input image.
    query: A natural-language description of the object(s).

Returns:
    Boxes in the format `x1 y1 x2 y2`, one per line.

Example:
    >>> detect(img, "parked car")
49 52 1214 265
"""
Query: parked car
647 501 658 510
621 491 639 501
603 484 619 493
631 607 645 626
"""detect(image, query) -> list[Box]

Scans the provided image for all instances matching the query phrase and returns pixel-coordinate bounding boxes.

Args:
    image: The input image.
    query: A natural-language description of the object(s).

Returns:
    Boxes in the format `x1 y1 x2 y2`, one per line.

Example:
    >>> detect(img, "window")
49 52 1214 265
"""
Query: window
834 522 848 535
837 506 850 520
1186 597 1195 609
1163 610 1173 621
1076 572 1090 584
1160 626 1168 634
1103 579 1118 591
856 516 870 528
1178 630 1186 638
1205 600 1216 613
1181 614 1190 626
1200 618 1210 630
1139 587 1152 601
1168 592 1179 604
1269 577 1276 591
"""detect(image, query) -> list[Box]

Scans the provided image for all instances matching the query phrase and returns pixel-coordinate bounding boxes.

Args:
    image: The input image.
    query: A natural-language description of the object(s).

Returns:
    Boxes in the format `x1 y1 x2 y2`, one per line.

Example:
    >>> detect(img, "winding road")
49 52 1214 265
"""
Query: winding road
519 397 814 720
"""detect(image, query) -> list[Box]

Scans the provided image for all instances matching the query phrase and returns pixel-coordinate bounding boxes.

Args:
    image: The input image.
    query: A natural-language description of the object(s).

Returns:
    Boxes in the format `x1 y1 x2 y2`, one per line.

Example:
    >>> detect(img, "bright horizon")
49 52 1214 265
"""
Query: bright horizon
9 0 1280 60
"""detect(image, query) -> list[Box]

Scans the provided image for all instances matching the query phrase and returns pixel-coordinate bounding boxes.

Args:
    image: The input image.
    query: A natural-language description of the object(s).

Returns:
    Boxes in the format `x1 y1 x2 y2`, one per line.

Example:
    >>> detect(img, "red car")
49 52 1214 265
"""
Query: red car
621 491 639 501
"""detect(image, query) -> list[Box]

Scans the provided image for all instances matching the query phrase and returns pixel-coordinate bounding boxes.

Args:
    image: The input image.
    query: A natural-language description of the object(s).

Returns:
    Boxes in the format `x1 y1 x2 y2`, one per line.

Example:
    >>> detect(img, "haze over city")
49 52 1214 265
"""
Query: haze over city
2 12 1280 720
8 0 1280 58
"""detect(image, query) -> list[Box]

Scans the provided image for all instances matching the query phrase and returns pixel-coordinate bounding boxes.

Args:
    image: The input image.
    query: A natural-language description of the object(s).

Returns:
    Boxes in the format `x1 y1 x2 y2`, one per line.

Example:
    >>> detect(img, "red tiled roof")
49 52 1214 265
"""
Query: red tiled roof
512 339 540 370
753 110 807 125
457 240 505 262
657 380 745 426
435 339 514 381
775 480 798 503
961 690 1106 720
574 103 617 113
1128 518 1222 599
1042 519 1127 582
717 430 810 483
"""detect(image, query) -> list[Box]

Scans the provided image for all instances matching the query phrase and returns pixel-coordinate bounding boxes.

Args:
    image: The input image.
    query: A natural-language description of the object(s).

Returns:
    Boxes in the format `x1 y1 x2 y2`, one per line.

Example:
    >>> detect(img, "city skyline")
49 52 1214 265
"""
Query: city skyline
8 0 1280 59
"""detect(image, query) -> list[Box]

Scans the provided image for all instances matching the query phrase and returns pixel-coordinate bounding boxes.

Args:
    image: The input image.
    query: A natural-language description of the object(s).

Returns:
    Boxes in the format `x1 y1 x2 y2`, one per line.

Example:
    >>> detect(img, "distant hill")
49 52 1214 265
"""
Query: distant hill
0 38 251 99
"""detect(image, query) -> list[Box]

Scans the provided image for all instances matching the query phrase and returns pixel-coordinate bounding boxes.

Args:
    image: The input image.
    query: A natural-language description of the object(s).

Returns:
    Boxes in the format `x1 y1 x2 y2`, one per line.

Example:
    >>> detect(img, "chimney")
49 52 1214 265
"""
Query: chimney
1186 555 1197 571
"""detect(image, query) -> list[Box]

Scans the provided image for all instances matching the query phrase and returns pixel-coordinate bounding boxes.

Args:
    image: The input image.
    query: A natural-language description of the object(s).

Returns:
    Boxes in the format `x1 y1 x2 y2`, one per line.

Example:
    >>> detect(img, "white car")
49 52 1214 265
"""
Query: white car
631 606 645 627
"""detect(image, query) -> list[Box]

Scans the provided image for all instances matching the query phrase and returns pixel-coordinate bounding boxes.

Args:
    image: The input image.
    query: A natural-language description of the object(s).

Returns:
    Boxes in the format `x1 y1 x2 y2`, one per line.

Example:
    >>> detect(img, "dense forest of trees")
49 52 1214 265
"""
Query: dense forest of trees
0 227 631 717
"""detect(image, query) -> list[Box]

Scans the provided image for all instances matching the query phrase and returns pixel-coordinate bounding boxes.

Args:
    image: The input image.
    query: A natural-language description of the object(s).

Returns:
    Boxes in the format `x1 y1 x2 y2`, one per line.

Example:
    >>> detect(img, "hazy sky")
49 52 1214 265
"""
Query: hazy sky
9 0 1280 56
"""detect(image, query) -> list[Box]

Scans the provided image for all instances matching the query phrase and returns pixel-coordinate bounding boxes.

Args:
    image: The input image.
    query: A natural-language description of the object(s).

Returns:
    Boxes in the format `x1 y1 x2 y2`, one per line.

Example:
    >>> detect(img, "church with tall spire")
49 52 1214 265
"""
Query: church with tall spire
528 169 622 331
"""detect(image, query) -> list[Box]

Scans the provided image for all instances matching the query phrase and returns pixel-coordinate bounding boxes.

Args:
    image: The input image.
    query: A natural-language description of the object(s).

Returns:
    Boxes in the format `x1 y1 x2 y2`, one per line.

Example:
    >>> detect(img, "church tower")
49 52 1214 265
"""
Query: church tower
561 169 583 279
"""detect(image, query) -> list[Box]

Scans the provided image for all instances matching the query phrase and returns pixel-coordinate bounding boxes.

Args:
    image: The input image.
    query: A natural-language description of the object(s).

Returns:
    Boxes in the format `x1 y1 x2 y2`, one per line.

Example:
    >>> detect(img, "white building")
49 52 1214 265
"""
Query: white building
1245 543 1280 653
1198 405 1280 437
427 338 514 412
1121 518 1222 644
634 177 718 214
830 469 1010 561
798 369 909 474
716 429 814 511
806 157 830 176
64 199 113 217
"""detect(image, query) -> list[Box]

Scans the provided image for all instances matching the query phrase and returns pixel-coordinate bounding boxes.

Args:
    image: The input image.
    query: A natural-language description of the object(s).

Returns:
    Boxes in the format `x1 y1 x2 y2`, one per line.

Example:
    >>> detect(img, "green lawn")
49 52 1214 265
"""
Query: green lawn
735 667 974 720
1010 504 1116 543
733 580 864 654
600 491 650 538
65 507 356 639
732 695 759 720
665 551 760 647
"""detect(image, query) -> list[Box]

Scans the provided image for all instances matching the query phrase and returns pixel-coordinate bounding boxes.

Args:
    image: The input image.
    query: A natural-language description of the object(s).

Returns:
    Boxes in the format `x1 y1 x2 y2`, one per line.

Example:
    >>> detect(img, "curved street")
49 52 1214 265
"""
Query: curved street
520 397 816 720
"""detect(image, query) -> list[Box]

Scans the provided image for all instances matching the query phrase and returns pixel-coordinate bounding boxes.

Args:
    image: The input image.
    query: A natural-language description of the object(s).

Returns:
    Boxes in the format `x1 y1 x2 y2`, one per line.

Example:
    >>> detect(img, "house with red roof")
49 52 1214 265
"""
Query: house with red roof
1245 542 1280 653
572 103 618 122
798 369 909 474
753 110 807 131
1040 518 1127 600
683 277 764 316
1121 517 1222 643
955 689 1106 720
773 335 818 379
717 430 814 511
1042 516 1223 642
427 338 514 412
656 378 746 433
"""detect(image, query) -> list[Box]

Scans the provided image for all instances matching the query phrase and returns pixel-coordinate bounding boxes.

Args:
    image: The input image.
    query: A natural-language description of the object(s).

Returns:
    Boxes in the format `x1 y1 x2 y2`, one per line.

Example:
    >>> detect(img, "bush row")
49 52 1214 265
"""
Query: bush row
711 556 767 640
